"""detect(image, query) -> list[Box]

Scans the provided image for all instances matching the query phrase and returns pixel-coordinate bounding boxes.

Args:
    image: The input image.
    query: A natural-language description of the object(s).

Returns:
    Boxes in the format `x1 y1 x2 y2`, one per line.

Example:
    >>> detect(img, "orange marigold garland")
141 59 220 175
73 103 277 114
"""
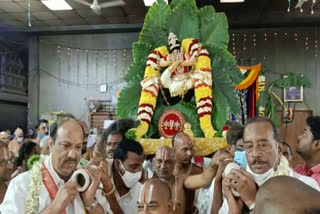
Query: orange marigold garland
136 46 168 139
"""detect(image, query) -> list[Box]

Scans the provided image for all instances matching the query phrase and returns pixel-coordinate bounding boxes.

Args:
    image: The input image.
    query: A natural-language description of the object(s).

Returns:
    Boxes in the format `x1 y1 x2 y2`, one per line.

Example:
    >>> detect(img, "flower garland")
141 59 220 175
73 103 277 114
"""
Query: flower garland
136 36 217 139
25 157 44 214
135 46 166 139
236 64 262 90
257 73 266 116
182 38 216 138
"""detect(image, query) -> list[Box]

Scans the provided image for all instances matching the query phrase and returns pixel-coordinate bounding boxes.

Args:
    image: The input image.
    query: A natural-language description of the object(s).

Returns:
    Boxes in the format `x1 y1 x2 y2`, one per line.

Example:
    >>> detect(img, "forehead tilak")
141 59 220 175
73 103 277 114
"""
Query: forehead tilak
138 182 155 204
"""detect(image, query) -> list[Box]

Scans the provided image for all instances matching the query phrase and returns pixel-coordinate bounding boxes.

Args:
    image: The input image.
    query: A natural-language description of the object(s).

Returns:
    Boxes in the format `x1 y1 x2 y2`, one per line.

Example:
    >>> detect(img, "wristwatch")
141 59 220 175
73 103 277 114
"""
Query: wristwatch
85 200 99 211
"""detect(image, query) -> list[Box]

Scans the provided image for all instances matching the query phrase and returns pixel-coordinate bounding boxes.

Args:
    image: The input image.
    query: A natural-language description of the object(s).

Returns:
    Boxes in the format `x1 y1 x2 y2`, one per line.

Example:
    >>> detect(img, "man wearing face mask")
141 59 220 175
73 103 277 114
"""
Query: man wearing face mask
8 127 24 157
219 117 319 214
36 119 49 141
100 139 144 214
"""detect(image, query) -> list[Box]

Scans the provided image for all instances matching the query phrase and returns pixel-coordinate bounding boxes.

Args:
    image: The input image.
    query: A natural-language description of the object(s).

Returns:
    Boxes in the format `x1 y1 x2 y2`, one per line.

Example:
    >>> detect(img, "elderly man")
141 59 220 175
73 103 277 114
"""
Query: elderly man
0 140 14 203
0 118 106 213
154 145 232 214
295 116 320 186
255 176 320 214
99 139 144 214
8 128 24 157
0 131 10 144
137 178 173 214
220 117 319 214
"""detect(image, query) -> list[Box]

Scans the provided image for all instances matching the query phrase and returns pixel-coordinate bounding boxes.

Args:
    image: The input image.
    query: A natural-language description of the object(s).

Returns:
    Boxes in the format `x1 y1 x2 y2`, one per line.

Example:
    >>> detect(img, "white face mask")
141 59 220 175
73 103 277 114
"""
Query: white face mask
247 167 274 186
247 143 279 186
118 160 142 188
17 137 24 143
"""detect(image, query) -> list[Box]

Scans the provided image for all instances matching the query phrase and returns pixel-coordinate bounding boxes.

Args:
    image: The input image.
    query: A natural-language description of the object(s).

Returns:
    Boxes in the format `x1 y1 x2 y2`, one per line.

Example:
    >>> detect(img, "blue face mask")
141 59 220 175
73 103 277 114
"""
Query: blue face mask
234 150 247 169
39 133 48 140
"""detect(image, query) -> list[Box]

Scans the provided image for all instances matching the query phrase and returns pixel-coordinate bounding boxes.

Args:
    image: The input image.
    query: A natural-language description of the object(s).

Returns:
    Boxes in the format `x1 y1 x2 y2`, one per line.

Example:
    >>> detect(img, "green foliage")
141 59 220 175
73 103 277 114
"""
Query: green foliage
265 94 278 126
168 0 199 40
198 6 229 49
258 72 312 126
212 88 230 134
125 128 136 140
124 42 153 83
117 0 242 136
170 0 197 10
27 154 40 170
256 90 269 108
206 44 241 132
116 83 141 118
273 72 311 88
139 0 170 47
208 45 241 113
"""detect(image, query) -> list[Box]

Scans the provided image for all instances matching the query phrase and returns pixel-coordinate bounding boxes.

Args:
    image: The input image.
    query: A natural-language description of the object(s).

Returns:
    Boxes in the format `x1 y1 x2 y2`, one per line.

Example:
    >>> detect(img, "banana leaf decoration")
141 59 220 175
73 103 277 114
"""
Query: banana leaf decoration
117 0 242 138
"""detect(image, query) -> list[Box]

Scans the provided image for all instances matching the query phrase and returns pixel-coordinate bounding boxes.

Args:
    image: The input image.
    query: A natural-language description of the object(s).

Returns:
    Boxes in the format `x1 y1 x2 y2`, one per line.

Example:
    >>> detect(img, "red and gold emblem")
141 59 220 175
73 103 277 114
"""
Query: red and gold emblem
158 109 185 138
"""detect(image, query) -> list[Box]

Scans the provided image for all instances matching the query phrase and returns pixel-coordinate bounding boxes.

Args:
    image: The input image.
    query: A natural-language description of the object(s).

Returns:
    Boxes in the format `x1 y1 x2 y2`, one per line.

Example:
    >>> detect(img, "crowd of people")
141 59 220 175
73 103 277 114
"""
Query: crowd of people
0 115 319 214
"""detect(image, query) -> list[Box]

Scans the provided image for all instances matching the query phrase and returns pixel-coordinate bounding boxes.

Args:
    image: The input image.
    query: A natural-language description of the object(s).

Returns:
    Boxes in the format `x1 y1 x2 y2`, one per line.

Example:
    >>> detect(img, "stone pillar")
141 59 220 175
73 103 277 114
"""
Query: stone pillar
28 36 39 129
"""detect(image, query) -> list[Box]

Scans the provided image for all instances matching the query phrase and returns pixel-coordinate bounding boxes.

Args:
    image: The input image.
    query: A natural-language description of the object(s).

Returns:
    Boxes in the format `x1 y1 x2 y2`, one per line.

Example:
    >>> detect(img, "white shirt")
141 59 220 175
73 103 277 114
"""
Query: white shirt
192 157 212 169
0 155 107 214
218 171 320 214
102 159 142 214
142 160 154 179
197 178 215 214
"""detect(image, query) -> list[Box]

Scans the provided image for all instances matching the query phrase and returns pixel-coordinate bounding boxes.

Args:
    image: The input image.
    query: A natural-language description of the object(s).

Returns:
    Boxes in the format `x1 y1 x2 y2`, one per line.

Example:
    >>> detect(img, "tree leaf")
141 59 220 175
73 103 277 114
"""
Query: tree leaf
212 88 230 133
139 0 170 47
124 42 154 83
274 72 311 88
124 60 145 83
170 0 197 10
168 0 200 40
266 94 279 127
207 45 241 115
198 6 229 49
132 42 153 64
116 83 141 118
257 90 269 107
208 45 243 85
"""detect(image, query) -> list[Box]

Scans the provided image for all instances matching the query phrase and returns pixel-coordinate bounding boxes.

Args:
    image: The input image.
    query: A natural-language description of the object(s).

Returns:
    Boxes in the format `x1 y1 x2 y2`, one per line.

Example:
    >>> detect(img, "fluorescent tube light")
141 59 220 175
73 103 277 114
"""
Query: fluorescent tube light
220 0 245 3
144 0 168 7
41 0 72 10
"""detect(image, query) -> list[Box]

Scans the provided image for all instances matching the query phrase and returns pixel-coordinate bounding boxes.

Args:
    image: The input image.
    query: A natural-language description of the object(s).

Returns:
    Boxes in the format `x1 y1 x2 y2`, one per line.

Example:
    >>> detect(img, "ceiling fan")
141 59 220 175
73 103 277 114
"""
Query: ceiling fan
72 0 125 15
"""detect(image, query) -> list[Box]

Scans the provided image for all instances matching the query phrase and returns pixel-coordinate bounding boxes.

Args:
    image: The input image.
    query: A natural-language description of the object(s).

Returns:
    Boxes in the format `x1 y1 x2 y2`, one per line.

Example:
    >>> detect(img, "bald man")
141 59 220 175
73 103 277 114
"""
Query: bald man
8 128 24 157
137 178 173 214
172 132 202 213
0 131 10 144
255 176 320 214
154 145 233 214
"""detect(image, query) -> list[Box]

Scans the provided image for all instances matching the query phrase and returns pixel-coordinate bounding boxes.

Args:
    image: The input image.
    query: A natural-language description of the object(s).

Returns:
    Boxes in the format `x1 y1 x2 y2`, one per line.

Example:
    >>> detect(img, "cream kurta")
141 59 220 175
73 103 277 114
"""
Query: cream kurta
0 155 107 213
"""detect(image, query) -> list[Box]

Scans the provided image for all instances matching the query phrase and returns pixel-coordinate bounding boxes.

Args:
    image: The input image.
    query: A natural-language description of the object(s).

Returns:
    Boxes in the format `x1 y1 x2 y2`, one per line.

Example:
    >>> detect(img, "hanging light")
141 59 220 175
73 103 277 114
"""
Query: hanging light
220 0 245 3
144 0 168 6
